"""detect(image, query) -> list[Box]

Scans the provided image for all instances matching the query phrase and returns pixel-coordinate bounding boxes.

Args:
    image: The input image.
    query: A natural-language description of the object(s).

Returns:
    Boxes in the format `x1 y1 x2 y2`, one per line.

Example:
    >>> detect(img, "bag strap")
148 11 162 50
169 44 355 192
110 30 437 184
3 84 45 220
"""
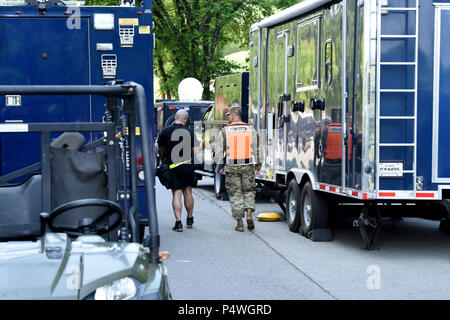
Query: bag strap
169 159 191 169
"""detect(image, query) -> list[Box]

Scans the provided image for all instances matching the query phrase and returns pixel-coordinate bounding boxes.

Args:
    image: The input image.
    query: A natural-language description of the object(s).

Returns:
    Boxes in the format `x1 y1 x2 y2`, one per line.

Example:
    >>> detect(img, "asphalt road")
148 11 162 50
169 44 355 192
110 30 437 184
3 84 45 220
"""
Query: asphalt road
156 177 450 300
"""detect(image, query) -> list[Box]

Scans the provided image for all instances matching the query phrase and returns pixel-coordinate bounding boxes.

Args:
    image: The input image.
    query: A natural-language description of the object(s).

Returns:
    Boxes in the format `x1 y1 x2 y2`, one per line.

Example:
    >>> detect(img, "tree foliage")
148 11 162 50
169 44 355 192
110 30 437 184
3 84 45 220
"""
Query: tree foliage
85 0 121 5
86 0 300 99
154 0 299 99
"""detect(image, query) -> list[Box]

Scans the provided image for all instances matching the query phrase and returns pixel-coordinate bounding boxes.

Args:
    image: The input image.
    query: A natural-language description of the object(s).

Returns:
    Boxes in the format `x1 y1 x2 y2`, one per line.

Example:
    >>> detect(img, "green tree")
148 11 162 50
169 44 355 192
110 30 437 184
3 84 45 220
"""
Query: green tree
153 0 299 99
85 0 122 5
87 0 300 99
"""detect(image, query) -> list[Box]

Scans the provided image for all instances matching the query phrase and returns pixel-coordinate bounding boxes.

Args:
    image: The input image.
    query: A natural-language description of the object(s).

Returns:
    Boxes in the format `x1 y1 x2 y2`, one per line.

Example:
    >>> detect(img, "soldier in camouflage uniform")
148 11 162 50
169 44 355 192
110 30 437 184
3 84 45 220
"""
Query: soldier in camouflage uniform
214 103 261 232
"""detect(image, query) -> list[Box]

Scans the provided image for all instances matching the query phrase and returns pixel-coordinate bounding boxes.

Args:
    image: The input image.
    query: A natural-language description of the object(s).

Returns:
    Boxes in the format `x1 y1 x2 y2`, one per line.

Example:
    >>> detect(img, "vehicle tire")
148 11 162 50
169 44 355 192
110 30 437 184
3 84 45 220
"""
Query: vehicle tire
439 219 450 234
214 166 225 200
286 179 301 232
299 181 329 236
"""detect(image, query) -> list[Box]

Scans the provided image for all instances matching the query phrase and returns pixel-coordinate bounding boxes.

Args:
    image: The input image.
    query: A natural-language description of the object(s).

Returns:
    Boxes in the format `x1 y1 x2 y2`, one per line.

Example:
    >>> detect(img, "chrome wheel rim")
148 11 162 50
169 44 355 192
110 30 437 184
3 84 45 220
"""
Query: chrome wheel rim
214 171 221 194
288 190 297 222
303 193 312 227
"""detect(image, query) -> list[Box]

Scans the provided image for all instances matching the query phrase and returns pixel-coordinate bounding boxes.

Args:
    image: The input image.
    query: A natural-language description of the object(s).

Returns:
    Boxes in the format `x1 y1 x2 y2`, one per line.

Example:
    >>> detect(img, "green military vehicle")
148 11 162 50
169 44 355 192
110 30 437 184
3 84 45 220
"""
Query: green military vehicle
0 83 171 300
194 72 249 199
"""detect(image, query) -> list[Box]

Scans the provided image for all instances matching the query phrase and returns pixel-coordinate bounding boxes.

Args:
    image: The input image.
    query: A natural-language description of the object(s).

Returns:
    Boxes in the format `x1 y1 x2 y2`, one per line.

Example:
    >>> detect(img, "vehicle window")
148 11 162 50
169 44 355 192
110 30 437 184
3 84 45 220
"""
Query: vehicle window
202 105 213 122
194 106 208 121
296 18 320 89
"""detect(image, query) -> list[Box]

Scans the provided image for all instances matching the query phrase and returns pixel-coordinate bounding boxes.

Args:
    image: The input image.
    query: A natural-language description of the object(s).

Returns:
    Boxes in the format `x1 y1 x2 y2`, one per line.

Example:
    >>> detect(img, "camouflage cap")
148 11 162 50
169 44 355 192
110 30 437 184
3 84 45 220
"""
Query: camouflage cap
225 103 241 116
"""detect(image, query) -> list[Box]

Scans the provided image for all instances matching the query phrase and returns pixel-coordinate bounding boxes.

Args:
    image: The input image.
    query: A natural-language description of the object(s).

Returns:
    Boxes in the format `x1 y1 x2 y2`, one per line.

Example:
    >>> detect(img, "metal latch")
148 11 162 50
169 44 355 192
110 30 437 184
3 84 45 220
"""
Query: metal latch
119 25 135 47
310 98 325 111
117 191 130 201
101 54 117 79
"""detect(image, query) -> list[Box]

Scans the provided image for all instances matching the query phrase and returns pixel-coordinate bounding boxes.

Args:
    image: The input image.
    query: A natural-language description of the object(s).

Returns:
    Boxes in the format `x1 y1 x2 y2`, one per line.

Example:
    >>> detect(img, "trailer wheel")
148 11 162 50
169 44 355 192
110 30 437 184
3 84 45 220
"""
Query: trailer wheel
214 166 225 199
300 181 329 236
286 179 301 232
439 219 450 234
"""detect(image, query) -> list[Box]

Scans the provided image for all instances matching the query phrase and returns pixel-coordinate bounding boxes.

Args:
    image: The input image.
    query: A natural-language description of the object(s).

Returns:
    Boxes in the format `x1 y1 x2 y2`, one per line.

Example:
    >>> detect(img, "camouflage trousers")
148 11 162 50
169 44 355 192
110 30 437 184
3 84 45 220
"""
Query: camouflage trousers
224 164 256 220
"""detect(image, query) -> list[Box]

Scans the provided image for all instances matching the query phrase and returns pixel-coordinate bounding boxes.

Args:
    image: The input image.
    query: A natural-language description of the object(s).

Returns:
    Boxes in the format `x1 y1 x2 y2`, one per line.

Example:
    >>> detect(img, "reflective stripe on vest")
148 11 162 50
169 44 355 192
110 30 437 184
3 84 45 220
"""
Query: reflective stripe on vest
225 122 253 165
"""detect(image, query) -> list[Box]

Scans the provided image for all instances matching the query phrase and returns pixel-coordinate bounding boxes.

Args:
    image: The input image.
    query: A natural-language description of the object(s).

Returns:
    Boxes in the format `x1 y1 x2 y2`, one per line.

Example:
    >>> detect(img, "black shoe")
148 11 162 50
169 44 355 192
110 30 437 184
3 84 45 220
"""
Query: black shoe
187 217 194 228
172 221 183 232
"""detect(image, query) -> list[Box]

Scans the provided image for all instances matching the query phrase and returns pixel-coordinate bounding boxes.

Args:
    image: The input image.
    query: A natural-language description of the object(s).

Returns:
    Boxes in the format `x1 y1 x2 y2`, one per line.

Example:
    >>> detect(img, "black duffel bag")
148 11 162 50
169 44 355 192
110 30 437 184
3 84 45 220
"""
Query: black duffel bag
156 163 173 189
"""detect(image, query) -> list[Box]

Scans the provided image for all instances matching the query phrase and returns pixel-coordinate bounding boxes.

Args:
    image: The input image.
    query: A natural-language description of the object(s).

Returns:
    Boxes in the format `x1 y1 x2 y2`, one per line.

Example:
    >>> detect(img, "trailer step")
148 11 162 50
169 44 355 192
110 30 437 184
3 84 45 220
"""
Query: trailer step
379 143 415 147
379 116 415 120
379 89 416 93
380 62 416 66
380 34 417 39
382 7 417 11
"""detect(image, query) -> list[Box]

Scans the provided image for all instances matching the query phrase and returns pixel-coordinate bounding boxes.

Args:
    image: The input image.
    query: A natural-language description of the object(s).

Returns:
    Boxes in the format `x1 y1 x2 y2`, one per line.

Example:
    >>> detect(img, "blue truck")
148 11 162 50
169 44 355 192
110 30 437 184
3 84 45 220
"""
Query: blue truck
0 0 155 228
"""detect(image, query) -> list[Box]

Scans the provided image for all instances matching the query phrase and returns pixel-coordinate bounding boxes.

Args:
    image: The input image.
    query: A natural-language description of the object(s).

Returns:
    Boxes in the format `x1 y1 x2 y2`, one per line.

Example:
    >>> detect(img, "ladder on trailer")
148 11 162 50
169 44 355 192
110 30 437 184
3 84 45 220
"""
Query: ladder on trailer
376 0 419 195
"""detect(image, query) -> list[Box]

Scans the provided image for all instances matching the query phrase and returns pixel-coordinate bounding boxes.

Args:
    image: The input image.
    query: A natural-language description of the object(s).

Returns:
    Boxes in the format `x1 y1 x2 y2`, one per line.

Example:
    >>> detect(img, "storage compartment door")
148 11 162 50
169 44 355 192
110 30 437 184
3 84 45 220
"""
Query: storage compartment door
0 17 90 177
432 6 450 183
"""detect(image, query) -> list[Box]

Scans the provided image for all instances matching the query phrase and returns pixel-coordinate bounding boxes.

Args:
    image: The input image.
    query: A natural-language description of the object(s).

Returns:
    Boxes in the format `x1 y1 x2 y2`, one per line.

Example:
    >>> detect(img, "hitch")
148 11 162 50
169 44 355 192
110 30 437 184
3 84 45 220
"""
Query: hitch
353 203 382 250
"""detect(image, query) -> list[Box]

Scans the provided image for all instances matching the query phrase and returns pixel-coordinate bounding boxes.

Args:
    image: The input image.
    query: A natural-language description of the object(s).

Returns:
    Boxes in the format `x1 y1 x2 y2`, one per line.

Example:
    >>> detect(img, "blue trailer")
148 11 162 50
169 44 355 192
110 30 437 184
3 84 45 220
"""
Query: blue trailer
0 1 155 224
248 0 450 248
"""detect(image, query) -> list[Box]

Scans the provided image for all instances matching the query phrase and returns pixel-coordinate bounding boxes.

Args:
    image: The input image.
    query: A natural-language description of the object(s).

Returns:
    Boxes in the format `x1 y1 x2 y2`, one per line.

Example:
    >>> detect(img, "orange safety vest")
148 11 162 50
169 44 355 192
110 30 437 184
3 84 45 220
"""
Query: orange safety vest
225 122 253 165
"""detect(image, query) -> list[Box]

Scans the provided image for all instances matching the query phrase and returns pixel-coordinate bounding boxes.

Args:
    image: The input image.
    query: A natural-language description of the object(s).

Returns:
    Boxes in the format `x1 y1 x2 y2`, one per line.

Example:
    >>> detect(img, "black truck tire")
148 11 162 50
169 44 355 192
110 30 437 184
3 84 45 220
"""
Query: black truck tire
439 218 450 234
286 179 301 232
299 181 329 236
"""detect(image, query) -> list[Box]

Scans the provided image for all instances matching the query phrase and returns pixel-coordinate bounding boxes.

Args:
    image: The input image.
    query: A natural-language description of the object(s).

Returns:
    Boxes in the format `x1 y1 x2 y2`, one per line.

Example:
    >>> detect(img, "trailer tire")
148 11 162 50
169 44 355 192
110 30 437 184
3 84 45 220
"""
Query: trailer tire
214 166 225 200
286 179 301 232
439 219 450 234
300 181 329 236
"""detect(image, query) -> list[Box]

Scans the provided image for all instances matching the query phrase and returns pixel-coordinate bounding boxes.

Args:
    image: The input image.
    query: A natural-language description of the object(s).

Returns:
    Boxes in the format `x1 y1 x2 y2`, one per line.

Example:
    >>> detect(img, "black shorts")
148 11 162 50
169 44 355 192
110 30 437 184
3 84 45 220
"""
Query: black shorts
170 163 195 190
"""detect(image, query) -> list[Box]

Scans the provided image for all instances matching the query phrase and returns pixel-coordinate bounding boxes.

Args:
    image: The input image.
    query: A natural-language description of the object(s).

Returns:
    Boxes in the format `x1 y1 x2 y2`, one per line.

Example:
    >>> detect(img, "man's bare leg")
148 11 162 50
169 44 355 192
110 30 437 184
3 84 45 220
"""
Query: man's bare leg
172 189 183 221
182 186 194 218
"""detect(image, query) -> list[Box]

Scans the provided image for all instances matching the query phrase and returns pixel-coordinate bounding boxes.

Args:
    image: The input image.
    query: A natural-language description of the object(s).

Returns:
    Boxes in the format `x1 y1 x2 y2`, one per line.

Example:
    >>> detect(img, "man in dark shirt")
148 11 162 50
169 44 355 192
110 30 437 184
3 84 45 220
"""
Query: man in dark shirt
158 109 199 232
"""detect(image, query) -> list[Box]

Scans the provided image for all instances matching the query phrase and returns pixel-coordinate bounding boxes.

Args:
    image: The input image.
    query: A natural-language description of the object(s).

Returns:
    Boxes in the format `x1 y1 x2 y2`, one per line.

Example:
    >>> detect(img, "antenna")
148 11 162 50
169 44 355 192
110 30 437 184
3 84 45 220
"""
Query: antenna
119 0 135 6
178 78 204 101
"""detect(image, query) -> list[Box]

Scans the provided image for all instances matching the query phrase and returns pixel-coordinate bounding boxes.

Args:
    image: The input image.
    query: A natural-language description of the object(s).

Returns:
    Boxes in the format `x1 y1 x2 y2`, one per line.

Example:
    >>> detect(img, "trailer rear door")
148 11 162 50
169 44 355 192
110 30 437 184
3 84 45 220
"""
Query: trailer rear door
432 5 450 183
